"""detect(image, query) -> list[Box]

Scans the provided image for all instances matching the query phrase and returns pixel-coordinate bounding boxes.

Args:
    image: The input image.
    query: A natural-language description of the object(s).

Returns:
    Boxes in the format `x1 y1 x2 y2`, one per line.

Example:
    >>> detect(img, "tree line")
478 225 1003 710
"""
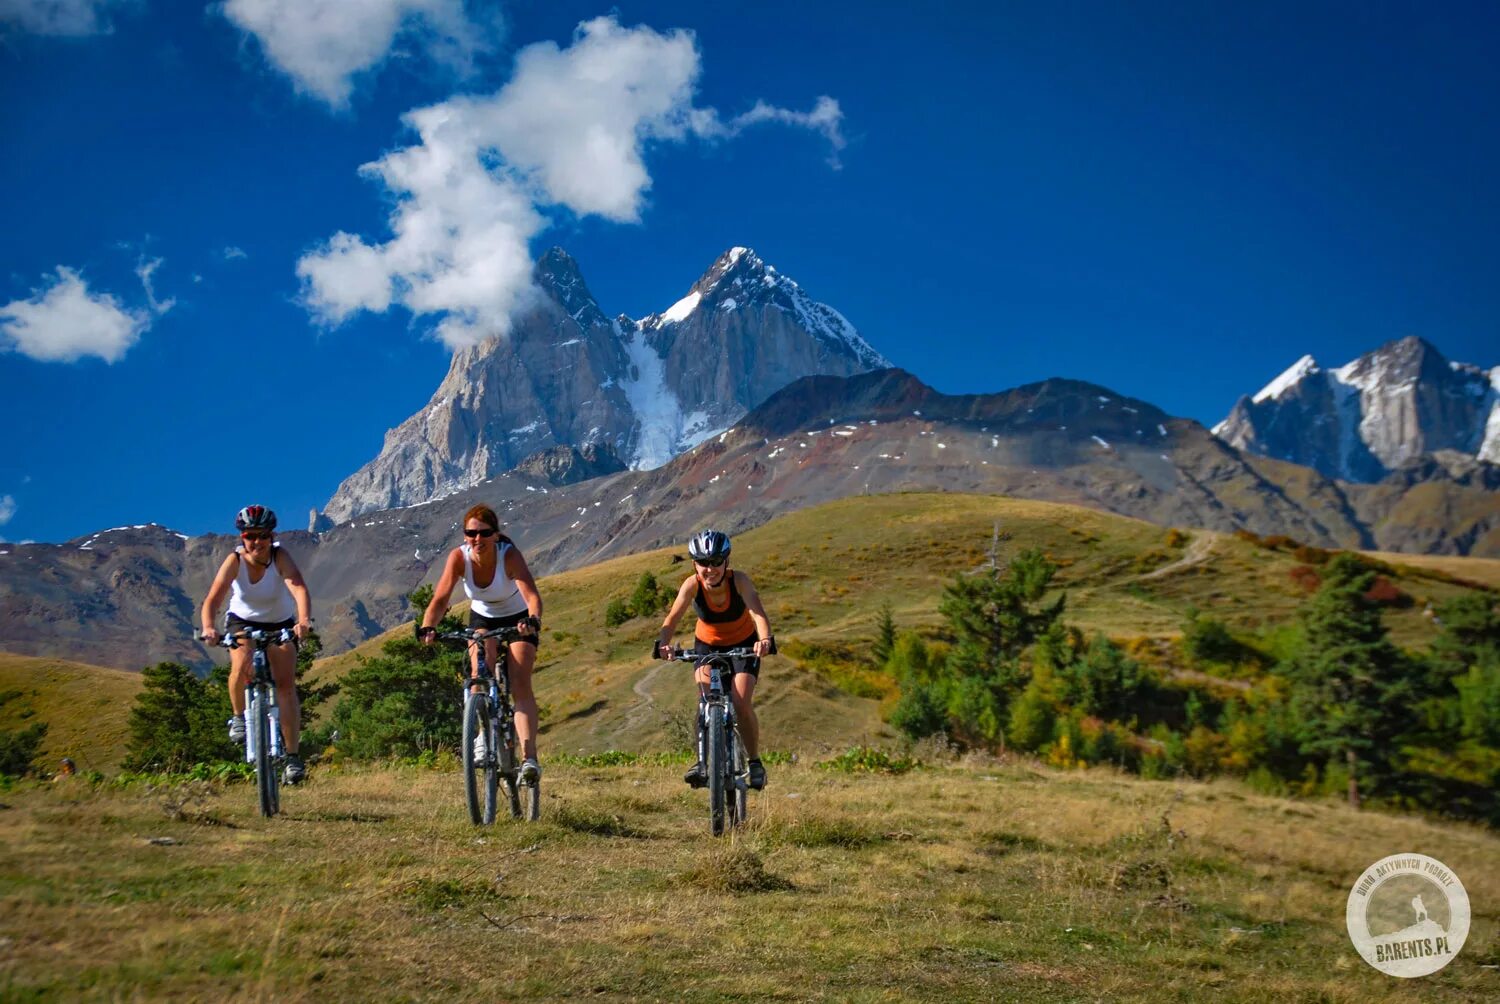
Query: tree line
885 547 1500 822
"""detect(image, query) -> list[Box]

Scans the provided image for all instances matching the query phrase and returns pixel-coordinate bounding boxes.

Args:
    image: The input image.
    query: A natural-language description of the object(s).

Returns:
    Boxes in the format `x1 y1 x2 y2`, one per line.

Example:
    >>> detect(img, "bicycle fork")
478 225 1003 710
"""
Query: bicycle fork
244 658 283 764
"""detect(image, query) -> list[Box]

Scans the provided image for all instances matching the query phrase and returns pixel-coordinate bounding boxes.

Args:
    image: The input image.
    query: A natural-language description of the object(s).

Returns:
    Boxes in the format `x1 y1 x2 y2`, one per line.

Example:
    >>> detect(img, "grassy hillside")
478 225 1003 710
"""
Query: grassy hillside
0 654 142 773
310 492 1487 757
1 760 1496 1001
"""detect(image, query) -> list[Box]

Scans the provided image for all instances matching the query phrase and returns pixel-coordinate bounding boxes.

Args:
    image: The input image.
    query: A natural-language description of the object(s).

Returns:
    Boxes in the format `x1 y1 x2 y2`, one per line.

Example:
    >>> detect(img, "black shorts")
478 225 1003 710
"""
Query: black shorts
693 633 760 679
225 614 298 648
469 610 540 650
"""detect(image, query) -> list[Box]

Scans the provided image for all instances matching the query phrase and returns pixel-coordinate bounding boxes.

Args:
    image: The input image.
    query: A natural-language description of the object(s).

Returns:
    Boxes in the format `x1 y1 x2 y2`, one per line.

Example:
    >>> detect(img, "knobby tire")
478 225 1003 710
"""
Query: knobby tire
498 716 522 820
462 692 497 825
707 710 727 836
731 726 748 827
253 687 277 818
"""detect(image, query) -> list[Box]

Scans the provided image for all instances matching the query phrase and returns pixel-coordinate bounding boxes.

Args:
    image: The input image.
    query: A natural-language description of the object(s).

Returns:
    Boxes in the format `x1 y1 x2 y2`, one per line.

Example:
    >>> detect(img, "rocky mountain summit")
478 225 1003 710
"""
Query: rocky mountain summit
1213 336 1499 482
319 247 888 524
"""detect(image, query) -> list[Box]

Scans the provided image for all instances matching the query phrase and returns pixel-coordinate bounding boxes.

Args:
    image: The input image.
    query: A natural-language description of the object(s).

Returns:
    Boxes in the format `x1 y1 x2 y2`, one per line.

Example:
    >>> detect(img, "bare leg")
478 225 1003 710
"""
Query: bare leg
268 643 301 754
509 640 539 761
228 645 252 717
731 672 759 758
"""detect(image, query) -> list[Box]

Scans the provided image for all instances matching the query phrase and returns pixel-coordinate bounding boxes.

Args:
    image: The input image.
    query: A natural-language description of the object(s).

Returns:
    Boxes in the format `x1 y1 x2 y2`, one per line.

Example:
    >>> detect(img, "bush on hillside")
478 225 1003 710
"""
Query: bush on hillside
605 572 673 628
124 663 238 772
325 634 469 759
0 721 49 777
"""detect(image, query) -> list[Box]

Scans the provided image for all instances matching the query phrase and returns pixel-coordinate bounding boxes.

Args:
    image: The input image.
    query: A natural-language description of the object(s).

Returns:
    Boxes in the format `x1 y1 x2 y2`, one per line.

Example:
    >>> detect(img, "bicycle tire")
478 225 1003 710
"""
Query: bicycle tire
521 774 540 821
707 709 727 836
731 726 748 827
253 687 277 818
498 716 522 820
462 693 496 825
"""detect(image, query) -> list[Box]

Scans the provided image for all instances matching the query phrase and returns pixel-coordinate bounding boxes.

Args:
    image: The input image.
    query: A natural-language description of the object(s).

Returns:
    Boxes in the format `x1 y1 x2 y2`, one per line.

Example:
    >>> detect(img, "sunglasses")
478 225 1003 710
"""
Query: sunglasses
464 527 498 538
241 531 272 542
695 558 726 569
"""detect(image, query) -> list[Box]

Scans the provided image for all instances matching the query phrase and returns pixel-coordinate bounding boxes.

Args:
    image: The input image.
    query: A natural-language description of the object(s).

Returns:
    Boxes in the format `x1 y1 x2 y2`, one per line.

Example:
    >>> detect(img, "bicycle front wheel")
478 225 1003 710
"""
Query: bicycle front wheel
462 693 497 825
731 727 748 827
253 688 277 818
707 710 727 836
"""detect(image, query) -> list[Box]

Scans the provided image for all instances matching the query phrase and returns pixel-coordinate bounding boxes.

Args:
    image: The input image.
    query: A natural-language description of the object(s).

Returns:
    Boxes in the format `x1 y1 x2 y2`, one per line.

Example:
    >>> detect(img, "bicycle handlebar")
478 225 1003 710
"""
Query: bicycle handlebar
658 644 772 663
196 627 297 649
416 624 528 645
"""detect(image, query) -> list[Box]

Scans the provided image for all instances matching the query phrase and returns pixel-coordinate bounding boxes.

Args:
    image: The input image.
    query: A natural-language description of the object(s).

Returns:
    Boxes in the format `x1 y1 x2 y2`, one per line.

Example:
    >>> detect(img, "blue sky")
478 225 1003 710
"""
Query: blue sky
2 1 1496 543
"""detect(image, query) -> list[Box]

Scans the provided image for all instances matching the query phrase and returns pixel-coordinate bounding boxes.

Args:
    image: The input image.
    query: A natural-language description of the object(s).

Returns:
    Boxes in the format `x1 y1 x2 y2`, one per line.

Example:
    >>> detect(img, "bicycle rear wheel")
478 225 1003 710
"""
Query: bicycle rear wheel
498 716 522 820
521 774 540 821
707 710 727 836
462 693 497 825
253 688 277 818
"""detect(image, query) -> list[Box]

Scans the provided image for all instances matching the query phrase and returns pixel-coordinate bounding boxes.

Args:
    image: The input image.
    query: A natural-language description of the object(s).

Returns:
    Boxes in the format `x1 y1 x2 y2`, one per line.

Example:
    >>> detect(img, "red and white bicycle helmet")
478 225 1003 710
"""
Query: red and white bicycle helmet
235 505 278 532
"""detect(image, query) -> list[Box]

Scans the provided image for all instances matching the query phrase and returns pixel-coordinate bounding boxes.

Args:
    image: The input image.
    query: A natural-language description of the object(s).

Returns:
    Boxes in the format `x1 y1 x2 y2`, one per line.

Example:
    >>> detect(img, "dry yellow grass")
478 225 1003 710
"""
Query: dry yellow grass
0 654 142 772
1 759 1495 1001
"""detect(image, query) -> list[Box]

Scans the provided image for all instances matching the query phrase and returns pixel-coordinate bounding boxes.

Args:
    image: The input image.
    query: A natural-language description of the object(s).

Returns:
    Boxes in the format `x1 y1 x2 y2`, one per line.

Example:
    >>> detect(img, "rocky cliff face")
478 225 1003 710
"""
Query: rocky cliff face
1213 337 1500 481
320 247 888 523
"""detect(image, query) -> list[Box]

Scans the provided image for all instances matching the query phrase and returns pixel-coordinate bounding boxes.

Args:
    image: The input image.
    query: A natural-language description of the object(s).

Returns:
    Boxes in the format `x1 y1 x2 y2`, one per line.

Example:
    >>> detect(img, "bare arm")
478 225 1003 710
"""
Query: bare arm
656 576 699 656
504 546 543 635
275 549 314 641
200 553 239 644
736 571 775 657
419 549 465 642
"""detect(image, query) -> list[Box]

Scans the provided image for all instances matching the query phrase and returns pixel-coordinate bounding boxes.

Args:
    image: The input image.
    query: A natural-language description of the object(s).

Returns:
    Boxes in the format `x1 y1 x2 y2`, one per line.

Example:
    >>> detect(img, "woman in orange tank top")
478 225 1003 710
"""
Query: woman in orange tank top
655 530 775 790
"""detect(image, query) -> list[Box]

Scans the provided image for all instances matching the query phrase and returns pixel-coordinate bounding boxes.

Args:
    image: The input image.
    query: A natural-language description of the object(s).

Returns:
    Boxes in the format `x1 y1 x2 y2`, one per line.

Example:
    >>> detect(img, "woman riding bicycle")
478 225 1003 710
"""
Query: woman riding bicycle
200 505 313 785
656 529 774 790
418 504 544 782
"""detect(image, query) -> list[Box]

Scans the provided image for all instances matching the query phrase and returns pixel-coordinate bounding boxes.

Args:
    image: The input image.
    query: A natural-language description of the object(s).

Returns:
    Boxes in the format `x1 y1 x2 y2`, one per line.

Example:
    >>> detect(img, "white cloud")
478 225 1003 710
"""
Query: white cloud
223 246 248 260
135 256 175 316
728 96 847 169
0 495 15 526
0 267 149 363
298 15 845 350
219 0 500 108
0 0 130 36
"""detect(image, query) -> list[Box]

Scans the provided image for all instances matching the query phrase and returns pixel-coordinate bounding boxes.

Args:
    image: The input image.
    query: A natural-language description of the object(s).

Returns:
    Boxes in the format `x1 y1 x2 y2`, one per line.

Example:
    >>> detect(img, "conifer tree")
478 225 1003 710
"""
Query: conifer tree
1285 554 1415 808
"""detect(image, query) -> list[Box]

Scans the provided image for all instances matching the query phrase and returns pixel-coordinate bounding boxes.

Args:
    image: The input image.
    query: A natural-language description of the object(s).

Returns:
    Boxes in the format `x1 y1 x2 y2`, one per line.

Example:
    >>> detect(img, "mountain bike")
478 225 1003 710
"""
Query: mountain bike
423 625 539 824
202 626 295 818
660 645 772 835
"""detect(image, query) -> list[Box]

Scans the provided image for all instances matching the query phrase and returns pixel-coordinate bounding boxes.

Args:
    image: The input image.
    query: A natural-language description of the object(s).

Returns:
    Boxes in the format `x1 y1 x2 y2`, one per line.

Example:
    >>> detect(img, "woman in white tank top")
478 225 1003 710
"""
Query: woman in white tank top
200 505 313 784
419 503 544 779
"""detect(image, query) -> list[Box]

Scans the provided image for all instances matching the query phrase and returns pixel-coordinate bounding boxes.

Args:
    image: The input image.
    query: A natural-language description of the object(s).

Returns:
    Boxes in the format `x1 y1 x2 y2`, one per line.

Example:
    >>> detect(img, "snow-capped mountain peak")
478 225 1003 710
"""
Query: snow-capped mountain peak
321 246 891 519
1252 354 1320 403
1215 336 1499 480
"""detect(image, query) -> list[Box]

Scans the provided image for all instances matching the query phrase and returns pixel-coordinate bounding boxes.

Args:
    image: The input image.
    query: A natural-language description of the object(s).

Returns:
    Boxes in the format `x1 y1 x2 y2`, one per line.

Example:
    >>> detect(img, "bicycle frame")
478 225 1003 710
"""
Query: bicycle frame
665 647 756 835
427 625 537 823
206 626 295 818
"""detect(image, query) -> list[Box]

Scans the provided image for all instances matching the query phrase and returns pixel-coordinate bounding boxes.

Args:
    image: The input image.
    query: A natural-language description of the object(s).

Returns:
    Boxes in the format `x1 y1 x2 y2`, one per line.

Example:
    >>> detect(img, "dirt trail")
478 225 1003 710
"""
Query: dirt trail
1138 532 1216 581
620 661 668 733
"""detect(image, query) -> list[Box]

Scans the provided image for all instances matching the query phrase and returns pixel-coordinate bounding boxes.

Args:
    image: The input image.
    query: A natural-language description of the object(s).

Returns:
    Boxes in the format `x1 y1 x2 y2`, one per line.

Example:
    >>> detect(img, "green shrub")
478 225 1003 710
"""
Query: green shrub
816 746 919 774
0 721 48 777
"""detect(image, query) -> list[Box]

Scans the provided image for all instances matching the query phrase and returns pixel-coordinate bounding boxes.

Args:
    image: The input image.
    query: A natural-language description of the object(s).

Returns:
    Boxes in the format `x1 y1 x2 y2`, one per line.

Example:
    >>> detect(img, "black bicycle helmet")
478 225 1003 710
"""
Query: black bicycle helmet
687 529 731 562
235 505 277 531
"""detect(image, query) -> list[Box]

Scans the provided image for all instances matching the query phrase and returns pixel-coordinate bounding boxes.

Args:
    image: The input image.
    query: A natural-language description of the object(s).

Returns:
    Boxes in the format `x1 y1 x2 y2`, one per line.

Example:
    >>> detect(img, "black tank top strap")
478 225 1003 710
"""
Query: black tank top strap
693 573 747 625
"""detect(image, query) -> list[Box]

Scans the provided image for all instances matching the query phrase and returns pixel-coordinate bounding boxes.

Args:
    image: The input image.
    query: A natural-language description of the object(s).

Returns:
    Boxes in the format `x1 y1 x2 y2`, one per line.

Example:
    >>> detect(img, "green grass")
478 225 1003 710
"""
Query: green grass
2 759 1497 1001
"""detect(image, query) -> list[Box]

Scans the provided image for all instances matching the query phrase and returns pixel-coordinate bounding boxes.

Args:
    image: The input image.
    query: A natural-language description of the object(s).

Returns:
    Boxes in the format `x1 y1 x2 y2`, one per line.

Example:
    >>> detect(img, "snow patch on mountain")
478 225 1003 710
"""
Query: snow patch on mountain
1253 355 1319 403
